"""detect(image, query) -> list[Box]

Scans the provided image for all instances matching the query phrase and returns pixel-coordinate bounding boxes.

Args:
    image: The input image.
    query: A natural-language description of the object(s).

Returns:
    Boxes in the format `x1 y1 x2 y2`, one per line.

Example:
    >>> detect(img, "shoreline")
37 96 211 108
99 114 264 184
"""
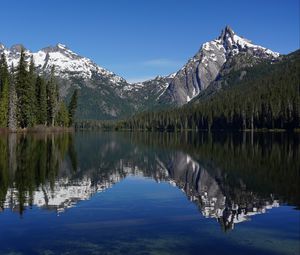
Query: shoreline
0 126 74 134
75 127 300 133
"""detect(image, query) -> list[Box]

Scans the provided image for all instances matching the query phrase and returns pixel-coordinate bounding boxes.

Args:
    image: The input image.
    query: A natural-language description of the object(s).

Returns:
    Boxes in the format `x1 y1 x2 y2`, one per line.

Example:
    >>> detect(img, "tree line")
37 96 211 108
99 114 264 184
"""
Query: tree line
0 49 78 131
111 50 299 131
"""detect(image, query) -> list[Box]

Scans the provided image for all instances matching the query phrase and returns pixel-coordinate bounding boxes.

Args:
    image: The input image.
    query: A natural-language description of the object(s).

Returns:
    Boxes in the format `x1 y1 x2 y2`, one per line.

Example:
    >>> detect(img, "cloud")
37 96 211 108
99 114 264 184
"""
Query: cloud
142 58 182 68
127 76 156 83
109 58 183 83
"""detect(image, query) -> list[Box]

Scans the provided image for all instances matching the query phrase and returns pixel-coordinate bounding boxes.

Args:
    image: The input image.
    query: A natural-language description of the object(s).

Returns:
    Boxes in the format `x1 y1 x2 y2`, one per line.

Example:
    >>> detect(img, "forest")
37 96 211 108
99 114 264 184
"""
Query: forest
79 50 299 131
0 49 78 131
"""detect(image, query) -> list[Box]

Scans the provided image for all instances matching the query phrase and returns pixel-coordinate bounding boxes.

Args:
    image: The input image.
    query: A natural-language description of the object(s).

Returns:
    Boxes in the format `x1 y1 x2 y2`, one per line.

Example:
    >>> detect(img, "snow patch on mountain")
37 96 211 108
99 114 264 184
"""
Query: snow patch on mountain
0 43 126 86
159 25 280 104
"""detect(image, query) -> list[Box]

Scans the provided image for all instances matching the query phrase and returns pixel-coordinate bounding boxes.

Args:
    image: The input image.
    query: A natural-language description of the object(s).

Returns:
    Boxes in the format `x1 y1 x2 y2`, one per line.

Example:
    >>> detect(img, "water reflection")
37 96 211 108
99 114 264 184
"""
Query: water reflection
0 132 299 232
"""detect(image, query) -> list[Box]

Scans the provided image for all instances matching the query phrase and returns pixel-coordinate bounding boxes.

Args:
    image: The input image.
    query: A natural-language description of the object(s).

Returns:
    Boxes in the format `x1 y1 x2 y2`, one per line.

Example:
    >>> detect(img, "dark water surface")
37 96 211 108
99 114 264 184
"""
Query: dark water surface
0 132 299 255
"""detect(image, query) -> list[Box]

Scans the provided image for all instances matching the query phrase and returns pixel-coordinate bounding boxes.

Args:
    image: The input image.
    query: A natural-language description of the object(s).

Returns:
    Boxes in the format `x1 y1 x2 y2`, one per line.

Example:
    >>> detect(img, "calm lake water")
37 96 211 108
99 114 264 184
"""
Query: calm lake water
0 132 299 255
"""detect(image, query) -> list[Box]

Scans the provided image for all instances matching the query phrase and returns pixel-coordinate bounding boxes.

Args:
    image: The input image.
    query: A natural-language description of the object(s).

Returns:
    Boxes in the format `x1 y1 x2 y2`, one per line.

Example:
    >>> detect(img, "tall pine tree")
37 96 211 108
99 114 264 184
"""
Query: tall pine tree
47 66 58 127
27 57 36 126
16 48 31 128
35 76 47 125
8 64 17 132
68 89 78 126
0 54 9 127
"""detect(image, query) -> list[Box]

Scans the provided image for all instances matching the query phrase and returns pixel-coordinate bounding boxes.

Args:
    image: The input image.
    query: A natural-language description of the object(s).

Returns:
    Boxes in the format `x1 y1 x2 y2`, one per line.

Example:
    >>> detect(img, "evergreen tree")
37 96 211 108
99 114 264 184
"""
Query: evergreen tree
68 89 78 126
8 64 17 132
15 48 32 128
0 54 9 127
27 57 36 126
47 66 58 127
0 50 76 130
35 76 47 125
56 102 69 127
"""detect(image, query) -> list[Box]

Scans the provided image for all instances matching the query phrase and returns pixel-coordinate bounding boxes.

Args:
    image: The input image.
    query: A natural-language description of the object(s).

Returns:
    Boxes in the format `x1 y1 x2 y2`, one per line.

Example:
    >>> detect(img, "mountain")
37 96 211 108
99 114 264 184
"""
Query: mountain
122 73 175 111
0 26 281 119
157 26 279 105
0 43 138 119
115 49 299 131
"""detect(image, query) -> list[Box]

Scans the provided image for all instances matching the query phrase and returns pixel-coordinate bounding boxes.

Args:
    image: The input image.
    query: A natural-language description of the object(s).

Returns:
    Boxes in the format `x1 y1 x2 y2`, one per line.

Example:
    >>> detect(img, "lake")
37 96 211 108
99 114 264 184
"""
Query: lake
0 131 299 255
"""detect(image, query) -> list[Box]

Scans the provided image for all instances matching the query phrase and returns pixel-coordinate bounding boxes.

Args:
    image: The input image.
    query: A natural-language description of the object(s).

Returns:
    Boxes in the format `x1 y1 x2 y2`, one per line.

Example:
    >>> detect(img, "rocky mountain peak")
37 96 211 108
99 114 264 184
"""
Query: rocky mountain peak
158 26 280 105
219 25 235 41
10 44 25 53
40 43 80 60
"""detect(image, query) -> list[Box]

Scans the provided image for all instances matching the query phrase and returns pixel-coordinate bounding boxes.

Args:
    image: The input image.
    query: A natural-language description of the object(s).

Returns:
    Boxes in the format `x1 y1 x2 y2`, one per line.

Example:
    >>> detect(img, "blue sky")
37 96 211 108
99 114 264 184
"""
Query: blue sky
1 0 299 82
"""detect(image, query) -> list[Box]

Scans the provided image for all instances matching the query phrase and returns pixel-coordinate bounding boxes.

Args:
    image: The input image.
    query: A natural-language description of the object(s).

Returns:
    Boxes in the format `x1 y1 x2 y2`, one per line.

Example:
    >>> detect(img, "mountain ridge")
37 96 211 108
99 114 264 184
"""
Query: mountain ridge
158 25 280 105
0 26 281 119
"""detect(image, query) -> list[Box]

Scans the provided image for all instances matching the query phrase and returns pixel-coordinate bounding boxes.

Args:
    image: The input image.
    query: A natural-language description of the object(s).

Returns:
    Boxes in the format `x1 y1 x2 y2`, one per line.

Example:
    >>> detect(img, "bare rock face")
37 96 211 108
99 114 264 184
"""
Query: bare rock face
159 26 279 105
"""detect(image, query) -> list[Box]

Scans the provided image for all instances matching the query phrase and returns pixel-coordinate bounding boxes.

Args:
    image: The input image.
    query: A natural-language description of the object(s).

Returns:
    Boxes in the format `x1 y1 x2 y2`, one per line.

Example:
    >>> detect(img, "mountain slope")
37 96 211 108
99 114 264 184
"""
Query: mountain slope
115 50 299 130
0 43 136 119
122 73 175 111
157 26 279 105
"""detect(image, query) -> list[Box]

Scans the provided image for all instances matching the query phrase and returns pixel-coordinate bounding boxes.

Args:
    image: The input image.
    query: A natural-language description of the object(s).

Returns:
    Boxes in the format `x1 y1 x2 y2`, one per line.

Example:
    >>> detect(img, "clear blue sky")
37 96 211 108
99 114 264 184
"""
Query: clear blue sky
1 0 299 82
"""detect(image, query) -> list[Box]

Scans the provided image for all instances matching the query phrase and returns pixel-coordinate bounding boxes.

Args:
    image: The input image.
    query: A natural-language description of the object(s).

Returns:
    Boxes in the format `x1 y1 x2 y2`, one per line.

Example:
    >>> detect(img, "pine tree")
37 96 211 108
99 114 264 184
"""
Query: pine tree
35 76 47 125
56 102 69 127
15 48 32 128
8 64 17 132
47 66 58 127
68 89 78 126
0 54 9 127
27 57 36 126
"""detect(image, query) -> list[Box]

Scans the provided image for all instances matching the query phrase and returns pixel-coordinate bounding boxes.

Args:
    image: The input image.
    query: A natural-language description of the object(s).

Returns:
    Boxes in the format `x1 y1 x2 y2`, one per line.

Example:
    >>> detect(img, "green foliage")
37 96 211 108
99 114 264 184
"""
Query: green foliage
47 66 58 127
8 64 17 131
14 50 39 127
27 57 37 126
0 50 76 130
68 79 135 120
16 48 32 127
0 54 9 127
68 89 78 126
35 76 47 125
56 102 69 127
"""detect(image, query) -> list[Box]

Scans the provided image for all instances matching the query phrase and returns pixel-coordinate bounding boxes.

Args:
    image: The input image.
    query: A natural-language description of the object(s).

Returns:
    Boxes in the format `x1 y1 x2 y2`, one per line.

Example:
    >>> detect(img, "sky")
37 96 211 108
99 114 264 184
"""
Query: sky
0 0 299 82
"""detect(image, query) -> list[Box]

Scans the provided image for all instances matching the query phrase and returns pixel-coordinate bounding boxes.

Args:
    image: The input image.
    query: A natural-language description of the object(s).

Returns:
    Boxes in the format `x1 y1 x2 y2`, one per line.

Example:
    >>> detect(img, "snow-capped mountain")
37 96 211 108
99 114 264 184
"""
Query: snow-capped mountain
1 43 125 87
158 26 280 105
0 42 135 119
0 26 281 118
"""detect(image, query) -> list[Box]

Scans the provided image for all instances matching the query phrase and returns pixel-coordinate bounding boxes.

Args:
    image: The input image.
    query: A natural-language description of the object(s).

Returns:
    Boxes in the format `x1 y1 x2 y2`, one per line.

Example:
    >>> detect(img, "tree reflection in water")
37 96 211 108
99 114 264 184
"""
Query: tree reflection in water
0 131 299 231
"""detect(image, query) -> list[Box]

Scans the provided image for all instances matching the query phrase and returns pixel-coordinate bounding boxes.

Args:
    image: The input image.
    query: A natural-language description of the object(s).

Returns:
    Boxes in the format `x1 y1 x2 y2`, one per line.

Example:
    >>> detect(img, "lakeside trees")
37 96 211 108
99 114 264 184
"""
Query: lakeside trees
0 49 78 130
68 89 78 127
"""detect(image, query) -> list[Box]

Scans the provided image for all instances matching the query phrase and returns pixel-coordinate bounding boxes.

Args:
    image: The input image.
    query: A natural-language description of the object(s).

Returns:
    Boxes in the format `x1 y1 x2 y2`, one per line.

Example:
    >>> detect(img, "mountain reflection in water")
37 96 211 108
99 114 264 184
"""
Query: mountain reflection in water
0 132 299 232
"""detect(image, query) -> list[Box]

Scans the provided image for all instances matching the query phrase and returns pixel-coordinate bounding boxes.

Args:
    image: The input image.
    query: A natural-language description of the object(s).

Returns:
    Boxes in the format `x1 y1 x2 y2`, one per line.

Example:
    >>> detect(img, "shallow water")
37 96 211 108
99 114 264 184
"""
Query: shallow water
0 132 299 255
